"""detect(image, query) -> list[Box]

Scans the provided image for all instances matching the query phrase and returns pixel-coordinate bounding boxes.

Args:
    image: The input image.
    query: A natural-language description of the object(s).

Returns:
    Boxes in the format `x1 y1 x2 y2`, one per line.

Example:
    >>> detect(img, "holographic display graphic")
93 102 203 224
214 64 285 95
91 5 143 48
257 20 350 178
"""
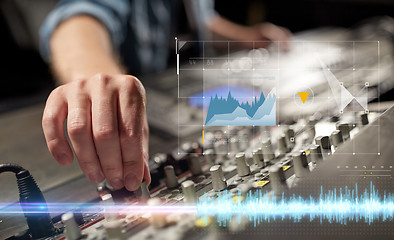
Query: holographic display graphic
205 89 276 126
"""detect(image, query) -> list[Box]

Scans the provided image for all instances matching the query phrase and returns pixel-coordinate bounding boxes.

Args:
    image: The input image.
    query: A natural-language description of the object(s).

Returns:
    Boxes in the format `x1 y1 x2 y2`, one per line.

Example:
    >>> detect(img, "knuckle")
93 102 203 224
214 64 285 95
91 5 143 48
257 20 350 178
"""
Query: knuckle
123 76 146 104
42 111 56 126
72 78 88 90
120 75 135 89
94 125 116 140
68 121 88 136
94 73 110 86
123 160 142 170
102 165 119 174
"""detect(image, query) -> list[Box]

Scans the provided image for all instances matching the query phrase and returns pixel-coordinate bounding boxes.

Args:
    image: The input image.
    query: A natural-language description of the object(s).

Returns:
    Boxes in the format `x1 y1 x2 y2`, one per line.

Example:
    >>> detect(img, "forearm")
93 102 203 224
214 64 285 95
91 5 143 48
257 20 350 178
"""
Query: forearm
50 15 124 84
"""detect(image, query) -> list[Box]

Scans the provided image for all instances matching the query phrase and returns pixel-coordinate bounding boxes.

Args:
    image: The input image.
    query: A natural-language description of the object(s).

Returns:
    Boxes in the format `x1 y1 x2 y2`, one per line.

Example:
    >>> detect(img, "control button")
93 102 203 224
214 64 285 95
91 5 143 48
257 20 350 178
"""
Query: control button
181 180 197 203
336 122 351 140
309 144 322 163
262 139 275 162
210 165 227 191
330 130 343 149
252 148 265 168
268 165 288 195
61 212 82 240
278 134 288 155
292 151 310 178
164 165 179 189
235 152 251 177
188 154 203 176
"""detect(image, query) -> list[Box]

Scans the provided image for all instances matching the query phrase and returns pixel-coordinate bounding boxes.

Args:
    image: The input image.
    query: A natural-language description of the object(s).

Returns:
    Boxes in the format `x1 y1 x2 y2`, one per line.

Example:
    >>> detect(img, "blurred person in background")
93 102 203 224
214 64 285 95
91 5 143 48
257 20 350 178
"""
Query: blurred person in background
39 0 290 192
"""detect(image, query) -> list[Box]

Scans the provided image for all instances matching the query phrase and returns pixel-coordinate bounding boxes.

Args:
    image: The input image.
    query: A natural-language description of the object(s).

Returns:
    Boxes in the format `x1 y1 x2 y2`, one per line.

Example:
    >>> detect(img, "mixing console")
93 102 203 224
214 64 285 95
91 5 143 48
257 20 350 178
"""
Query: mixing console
2 104 391 240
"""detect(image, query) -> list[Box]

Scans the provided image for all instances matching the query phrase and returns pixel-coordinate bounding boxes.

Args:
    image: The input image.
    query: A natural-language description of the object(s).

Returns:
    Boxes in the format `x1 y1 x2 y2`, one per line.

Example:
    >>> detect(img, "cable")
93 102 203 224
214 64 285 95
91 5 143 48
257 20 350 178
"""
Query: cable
0 163 57 239
0 163 24 174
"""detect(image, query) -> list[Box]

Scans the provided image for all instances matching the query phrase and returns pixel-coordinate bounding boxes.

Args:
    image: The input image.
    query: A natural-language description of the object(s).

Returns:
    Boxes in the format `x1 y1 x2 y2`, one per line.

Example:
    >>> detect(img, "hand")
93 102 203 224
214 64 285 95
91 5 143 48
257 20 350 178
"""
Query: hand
42 73 151 191
244 22 291 50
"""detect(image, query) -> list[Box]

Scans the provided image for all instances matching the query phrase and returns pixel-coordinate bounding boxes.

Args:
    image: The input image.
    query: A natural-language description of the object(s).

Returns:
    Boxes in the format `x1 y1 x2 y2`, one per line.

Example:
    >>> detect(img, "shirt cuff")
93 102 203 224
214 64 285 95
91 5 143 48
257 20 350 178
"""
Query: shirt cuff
39 1 125 61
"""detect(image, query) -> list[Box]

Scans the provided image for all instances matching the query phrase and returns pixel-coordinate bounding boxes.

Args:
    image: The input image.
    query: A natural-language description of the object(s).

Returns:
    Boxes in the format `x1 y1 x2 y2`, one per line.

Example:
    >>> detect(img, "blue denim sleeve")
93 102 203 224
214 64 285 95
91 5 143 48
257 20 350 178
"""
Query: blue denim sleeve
39 0 130 61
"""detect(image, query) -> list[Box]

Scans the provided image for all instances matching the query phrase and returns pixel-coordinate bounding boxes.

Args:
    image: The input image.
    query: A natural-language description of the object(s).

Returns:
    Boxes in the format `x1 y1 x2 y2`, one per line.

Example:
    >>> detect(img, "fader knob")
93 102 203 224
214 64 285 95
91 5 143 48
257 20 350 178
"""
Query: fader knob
181 180 197 203
336 122 350 140
262 139 275 161
315 136 331 150
309 144 322 163
268 165 287 194
62 212 81 240
358 113 369 126
164 165 178 189
210 165 227 191
330 130 343 149
235 152 251 177
292 151 310 178
188 154 203 176
252 148 265 168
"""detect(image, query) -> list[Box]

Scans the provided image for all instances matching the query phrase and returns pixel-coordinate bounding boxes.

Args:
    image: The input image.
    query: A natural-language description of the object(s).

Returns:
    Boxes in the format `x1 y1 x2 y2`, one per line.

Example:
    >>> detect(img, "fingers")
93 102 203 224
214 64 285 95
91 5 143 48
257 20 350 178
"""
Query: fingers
66 81 105 183
117 76 146 191
91 74 124 189
42 87 74 166
262 23 291 51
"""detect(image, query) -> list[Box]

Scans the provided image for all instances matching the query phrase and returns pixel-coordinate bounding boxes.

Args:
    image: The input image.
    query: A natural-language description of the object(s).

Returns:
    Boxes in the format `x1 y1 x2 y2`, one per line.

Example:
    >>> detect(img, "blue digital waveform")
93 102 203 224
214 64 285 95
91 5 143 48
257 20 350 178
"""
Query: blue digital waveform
205 89 276 126
196 182 394 226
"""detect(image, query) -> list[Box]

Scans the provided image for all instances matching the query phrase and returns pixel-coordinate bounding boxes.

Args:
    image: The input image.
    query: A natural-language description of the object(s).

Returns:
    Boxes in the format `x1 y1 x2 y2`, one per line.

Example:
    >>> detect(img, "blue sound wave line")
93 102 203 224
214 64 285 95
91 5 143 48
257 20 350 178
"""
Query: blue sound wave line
197 182 394 226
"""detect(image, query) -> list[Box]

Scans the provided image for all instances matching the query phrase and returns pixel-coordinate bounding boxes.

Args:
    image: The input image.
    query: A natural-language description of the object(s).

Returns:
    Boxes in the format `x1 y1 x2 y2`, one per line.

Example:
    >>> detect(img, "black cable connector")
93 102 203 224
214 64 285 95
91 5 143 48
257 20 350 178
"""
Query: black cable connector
0 163 57 239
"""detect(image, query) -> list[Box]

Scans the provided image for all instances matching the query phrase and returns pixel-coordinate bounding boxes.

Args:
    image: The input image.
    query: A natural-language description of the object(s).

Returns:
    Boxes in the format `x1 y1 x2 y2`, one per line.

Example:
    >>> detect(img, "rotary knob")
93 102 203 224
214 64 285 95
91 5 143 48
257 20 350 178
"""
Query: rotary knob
336 122 351 141
309 144 322 163
262 139 275 162
181 180 197 203
188 154 203 176
164 165 179 189
292 151 310 178
210 165 227 191
235 152 251 177
62 212 82 240
315 136 331 154
268 165 288 195
252 148 265 168
330 130 343 149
